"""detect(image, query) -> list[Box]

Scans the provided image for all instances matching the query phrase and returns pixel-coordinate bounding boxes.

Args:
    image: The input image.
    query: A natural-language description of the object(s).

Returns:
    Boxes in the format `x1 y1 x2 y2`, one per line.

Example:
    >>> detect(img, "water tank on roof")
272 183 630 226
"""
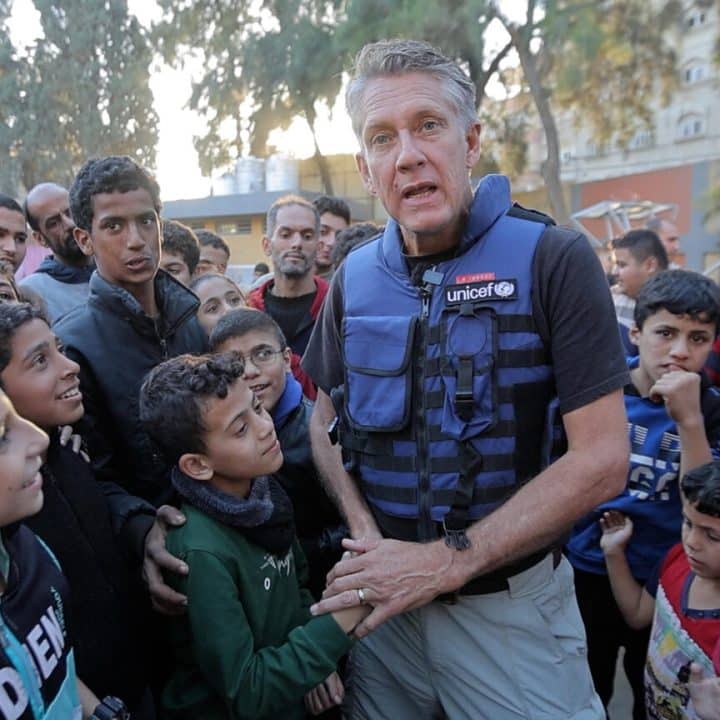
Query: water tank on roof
236 157 265 194
265 154 299 192
212 172 237 196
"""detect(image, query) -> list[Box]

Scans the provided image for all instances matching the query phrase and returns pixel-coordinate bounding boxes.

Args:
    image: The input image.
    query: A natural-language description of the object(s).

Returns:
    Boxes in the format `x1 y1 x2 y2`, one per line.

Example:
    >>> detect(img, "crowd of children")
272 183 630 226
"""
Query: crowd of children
0 149 720 720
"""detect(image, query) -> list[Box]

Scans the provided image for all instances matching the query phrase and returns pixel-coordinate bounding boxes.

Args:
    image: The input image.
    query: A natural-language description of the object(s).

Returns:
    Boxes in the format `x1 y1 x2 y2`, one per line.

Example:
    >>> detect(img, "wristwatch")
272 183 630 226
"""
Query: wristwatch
90 696 130 720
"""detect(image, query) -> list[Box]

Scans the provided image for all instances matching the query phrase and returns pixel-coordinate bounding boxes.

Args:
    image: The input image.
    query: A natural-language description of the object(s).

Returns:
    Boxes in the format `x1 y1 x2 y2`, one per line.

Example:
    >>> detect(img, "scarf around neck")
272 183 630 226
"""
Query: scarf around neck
171 468 295 555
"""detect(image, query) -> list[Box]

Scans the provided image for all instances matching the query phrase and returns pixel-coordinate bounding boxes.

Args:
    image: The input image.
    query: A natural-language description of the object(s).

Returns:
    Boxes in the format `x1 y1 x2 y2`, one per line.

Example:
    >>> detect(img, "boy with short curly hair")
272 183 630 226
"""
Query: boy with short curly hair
140 353 367 719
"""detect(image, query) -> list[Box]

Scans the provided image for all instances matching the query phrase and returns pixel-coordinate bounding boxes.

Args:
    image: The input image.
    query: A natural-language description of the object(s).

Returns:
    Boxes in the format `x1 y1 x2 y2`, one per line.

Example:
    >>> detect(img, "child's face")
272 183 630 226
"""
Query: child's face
196 276 245 337
195 246 228 277
200 379 283 493
0 391 49 526
681 496 720 580
0 276 18 303
215 330 291 413
630 309 715 387
160 250 191 287
613 248 655 299
0 319 84 429
77 188 160 296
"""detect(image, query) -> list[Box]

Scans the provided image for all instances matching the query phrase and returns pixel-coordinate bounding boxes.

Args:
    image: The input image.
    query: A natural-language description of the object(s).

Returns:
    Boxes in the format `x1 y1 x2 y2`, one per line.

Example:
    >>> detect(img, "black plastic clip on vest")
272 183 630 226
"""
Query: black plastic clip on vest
455 356 475 421
443 517 471 550
454 302 476 421
443 444 483 551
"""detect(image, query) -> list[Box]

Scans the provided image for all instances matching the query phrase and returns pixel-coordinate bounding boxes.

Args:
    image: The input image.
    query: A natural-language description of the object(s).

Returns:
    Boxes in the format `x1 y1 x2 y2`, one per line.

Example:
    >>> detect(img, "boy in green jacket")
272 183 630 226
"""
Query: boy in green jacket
139 353 368 719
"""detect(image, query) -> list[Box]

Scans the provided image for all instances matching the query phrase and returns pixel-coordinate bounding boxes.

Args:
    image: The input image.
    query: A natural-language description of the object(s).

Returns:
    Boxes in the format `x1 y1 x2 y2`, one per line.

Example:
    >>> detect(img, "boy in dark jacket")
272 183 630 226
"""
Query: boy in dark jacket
139 353 368 720
0 301 157 718
209 308 346 598
54 156 207 507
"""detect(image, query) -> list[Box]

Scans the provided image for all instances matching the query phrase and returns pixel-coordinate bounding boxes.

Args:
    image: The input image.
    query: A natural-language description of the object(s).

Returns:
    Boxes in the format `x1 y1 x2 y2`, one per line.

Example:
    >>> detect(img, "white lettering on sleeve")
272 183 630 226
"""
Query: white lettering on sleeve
41 608 64 659
26 625 57 681
0 667 29 720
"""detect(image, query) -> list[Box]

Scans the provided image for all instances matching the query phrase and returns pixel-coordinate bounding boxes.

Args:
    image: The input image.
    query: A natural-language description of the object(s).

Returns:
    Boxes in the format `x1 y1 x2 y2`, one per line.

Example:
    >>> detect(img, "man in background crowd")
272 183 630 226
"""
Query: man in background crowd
248 195 327 399
21 182 93 322
313 195 350 281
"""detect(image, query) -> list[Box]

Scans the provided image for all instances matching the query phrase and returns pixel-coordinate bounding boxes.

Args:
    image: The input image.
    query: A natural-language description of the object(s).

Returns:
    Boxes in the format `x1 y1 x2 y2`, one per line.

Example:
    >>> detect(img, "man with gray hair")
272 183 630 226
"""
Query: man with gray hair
247 194 328 399
303 39 629 718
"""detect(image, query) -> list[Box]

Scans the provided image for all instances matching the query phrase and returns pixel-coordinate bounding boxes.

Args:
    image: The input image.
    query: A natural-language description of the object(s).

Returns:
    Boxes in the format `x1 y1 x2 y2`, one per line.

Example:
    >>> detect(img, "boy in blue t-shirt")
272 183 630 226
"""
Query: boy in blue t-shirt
566 270 720 719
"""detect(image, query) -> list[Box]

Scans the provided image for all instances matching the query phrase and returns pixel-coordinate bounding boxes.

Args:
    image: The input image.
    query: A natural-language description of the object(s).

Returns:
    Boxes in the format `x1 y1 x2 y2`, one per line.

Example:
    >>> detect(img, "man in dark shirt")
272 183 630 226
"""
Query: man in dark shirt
303 38 630 719
247 195 328 399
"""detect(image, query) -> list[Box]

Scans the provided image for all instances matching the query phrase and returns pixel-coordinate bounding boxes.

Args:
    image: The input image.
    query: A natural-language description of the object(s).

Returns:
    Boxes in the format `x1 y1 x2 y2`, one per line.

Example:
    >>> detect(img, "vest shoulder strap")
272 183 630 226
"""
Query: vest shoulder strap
507 203 556 226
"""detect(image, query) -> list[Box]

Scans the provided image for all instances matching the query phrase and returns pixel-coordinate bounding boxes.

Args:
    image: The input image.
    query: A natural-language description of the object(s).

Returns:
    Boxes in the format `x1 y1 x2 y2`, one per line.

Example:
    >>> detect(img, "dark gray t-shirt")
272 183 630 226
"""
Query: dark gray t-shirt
301 224 629 416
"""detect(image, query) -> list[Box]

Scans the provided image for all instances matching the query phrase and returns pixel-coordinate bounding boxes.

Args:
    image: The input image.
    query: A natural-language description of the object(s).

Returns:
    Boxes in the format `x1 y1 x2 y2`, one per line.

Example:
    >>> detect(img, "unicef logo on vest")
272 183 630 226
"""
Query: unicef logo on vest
444 278 519 305
495 281 515 298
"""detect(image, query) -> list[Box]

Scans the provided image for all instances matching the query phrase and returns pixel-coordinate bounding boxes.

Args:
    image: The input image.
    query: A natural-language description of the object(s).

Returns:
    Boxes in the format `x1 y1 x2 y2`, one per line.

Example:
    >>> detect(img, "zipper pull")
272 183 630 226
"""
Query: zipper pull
420 267 443 318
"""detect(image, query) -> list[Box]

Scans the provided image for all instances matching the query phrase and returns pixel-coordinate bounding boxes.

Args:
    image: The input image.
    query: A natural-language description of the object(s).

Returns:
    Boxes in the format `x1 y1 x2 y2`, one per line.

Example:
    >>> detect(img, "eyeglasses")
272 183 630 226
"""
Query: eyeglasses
232 347 284 368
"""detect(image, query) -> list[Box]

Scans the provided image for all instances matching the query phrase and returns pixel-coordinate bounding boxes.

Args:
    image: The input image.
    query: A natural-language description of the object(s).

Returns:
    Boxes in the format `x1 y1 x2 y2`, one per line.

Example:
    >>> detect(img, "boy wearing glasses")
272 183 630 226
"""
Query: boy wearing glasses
210 308 346 598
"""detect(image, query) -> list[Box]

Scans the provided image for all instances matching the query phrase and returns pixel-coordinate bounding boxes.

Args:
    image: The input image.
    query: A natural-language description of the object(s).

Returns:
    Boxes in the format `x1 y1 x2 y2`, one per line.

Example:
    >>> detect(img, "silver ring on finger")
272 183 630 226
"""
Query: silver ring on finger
357 587 367 605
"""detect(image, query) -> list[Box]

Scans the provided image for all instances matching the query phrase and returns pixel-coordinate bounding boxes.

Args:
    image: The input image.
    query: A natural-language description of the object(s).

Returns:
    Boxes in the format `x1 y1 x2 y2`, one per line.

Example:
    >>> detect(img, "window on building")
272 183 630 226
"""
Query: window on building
684 62 706 84
586 140 608 158
217 219 252 235
686 10 707 29
677 114 705 140
628 129 654 150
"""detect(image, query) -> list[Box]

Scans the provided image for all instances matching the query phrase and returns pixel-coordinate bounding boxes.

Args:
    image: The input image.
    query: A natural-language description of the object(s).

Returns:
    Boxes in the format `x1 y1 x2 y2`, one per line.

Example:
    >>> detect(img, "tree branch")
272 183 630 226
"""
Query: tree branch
477 38 513 100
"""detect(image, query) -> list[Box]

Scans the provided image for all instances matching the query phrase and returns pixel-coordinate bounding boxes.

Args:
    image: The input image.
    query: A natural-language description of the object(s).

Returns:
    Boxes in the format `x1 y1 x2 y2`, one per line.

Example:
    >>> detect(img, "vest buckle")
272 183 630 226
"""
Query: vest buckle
442 518 471 551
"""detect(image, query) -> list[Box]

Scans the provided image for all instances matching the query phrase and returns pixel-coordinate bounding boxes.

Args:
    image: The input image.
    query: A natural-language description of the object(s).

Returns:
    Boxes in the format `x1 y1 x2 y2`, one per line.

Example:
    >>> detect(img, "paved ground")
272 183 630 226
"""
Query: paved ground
607 649 634 719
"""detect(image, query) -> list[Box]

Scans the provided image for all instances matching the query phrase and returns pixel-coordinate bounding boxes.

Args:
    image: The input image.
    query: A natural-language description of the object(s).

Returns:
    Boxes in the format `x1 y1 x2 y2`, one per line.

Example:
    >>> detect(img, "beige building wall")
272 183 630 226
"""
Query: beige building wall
299 155 387 223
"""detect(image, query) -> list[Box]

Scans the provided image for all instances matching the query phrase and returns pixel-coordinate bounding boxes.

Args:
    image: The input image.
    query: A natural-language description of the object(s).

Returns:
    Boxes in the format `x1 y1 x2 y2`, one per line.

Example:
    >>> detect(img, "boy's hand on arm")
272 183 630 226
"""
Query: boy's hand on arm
689 663 720 720
314 536 456 638
331 601 372 635
58 425 90 462
143 504 189 615
304 672 344 715
600 511 634 556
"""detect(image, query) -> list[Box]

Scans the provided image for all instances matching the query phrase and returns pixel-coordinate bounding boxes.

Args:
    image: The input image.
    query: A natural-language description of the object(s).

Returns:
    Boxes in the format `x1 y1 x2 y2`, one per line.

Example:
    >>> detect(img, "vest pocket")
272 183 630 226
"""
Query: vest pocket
343 315 416 432
438 307 497 440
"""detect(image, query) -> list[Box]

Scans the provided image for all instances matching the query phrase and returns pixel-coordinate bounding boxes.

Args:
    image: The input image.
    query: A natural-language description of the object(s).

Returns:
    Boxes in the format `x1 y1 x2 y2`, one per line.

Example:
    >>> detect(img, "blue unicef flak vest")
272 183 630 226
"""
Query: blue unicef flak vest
340 175 556 540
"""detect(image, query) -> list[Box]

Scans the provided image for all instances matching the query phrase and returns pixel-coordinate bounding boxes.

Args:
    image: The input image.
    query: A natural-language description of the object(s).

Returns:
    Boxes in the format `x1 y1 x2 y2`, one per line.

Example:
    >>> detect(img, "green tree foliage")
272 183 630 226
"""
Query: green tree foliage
0 0 157 195
335 0 524 178
155 0 682 221
337 0 679 222
0 1 26 194
552 0 681 149
154 0 345 193
492 0 682 223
